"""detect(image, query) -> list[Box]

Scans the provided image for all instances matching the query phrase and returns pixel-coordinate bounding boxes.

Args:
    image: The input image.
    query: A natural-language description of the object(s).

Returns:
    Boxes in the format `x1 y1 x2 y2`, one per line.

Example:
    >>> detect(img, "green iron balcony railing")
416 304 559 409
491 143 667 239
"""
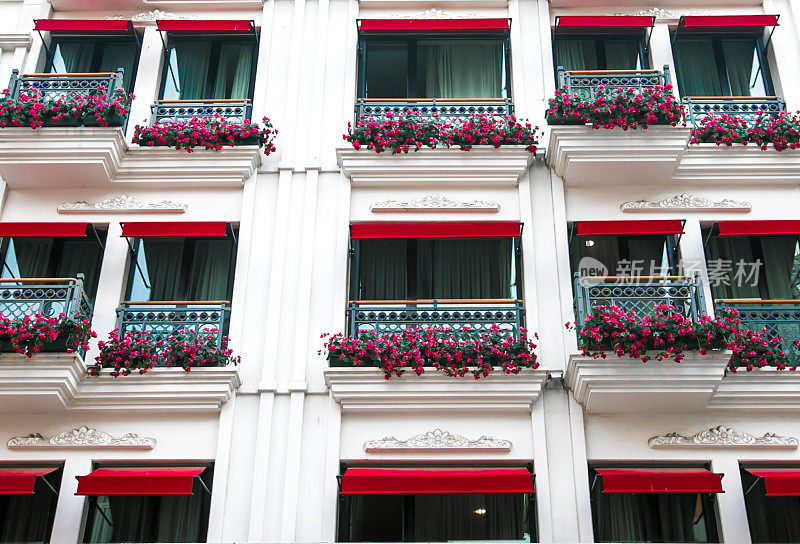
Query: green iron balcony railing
683 95 786 128
715 299 800 364
7 68 124 101
150 99 253 124
354 97 514 122
556 65 671 100
0 275 91 319
573 273 706 325
346 298 525 338
116 300 230 351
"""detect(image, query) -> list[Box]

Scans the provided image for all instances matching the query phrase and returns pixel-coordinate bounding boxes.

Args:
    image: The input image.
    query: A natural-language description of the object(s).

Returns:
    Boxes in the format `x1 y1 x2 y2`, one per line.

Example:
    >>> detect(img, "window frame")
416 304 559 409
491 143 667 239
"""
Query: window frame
45 35 141 90
552 33 649 76
356 32 512 100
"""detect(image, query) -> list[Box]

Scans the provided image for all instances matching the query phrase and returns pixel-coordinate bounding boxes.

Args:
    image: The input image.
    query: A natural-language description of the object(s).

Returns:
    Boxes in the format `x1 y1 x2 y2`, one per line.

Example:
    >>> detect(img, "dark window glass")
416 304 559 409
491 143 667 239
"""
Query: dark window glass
553 36 643 71
127 234 238 301
0 468 61 543
569 233 677 278
0 229 107 300
161 38 256 100
339 493 535 542
590 469 719 543
672 35 770 96
742 468 800 543
83 468 212 543
703 232 800 300
49 38 139 90
354 238 517 300
360 36 509 99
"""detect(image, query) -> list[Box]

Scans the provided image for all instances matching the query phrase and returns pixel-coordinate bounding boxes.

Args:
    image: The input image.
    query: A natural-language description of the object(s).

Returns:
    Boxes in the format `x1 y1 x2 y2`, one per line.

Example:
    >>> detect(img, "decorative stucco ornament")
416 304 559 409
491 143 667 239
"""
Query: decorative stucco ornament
371 193 500 213
620 193 751 213
648 426 798 449
364 428 512 452
8 426 157 449
58 195 187 214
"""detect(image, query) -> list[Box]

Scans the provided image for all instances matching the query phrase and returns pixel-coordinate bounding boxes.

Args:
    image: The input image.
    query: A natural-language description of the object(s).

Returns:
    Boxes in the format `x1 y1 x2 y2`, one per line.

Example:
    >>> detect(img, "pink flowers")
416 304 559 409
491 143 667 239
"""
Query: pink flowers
132 115 277 155
0 87 132 128
322 325 538 379
92 328 240 377
546 85 684 129
690 111 800 151
0 312 95 357
344 111 540 154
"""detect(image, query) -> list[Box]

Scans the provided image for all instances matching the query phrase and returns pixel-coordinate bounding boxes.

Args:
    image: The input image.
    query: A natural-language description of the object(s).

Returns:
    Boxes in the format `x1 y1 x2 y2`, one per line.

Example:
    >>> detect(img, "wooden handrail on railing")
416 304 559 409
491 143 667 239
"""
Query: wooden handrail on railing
565 69 661 75
718 299 800 304
120 300 230 305
686 96 779 100
579 276 692 281
350 299 522 305
360 97 508 103
0 277 79 283
23 72 117 77
153 99 251 104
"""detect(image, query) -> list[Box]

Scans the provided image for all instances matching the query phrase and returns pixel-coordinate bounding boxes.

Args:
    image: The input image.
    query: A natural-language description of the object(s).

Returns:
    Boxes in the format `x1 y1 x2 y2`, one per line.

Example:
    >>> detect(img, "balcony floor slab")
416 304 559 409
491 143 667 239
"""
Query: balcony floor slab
0 352 84 414
673 144 800 185
709 368 800 410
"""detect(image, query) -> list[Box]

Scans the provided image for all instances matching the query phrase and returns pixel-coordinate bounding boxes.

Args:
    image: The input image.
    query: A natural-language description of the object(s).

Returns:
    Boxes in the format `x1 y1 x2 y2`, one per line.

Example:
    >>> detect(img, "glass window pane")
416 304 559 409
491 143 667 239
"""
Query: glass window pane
161 41 212 100
50 41 95 73
673 38 723 96
365 42 407 98
417 39 504 98
554 38 598 71
213 43 254 99
3 238 52 278
129 239 185 301
722 39 766 96
605 40 641 70
98 42 138 90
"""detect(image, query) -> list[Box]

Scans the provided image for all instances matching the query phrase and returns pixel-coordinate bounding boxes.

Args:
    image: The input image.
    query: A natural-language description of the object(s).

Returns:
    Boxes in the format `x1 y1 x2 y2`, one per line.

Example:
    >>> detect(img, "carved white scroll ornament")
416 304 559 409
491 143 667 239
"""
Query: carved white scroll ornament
364 429 511 452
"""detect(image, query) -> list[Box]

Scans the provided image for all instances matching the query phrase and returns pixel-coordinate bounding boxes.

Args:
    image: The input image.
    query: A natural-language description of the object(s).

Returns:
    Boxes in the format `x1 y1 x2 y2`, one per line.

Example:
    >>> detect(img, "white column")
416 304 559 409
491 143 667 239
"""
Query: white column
320 396 342 542
679 219 714 316
125 26 164 142
532 398 553 543
649 24 679 97
87 222 129 360
49 457 90 544
279 390 306 542
250 2 276 124
763 0 800 111
206 396 237 543
19 0 48 73
713 457 752 544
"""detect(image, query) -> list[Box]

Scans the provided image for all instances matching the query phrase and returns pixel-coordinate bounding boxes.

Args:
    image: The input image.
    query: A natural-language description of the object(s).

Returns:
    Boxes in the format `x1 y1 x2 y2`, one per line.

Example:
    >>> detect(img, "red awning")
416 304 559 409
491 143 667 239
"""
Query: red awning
34 19 133 34
747 469 800 496
359 19 509 33
556 15 654 32
597 468 724 493
680 15 779 32
351 222 520 239
0 222 87 237
157 20 254 33
576 220 683 236
0 467 58 495
718 220 800 236
121 222 228 238
341 467 533 494
76 467 206 496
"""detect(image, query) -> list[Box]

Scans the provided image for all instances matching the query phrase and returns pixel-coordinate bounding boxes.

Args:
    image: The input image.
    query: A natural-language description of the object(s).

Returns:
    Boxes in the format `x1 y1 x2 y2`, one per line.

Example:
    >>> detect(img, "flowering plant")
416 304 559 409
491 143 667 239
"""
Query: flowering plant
91 329 163 377
132 116 277 155
690 111 800 151
0 312 95 357
546 85 684 129
322 325 538 379
161 329 240 370
0 87 132 128
716 308 799 371
344 111 540 154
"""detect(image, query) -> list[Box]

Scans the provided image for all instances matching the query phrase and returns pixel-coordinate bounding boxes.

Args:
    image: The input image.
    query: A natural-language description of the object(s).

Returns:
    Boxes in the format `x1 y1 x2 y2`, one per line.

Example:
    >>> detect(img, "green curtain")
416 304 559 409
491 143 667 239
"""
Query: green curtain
419 40 502 98
12 238 52 277
99 43 137 90
0 481 58 543
358 240 408 300
573 236 619 277
704 236 760 299
605 40 640 70
722 39 763 96
141 239 185 301
743 472 800 543
56 239 104 299
627 238 669 275
213 43 254 99
187 239 234 300
416 239 512 299
554 38 597 71
51 41 94 73
166 42 212 100
413 493 525 541
760 237 800 299
673 38 723 96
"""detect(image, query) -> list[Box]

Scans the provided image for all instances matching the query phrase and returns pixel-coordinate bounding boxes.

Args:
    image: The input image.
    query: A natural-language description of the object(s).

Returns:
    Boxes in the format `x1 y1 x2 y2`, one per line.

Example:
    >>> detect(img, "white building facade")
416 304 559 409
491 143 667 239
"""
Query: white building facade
0 0 800 543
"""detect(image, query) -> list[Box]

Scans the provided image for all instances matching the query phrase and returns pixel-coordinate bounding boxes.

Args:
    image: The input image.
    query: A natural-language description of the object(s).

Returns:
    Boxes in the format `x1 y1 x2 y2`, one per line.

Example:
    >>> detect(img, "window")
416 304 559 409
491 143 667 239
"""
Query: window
0 228 107 299
553 36 645 71
672 35 771 96
126 232 238 302
351 237 519 300
570 232 678 278
359 36 510 99
160 37 257 100
703 230 800 300
48 37 139 90
0 467 61 543
742 467 800 543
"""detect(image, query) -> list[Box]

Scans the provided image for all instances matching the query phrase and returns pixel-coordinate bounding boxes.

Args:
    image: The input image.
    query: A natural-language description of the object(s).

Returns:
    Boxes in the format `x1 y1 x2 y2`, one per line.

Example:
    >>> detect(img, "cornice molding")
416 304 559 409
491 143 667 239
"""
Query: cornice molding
8 426 156 449
371 193 500 213
58 195 187 214
364 429 511 452
620 193 751 213
0 33 31 50
648 426 798 449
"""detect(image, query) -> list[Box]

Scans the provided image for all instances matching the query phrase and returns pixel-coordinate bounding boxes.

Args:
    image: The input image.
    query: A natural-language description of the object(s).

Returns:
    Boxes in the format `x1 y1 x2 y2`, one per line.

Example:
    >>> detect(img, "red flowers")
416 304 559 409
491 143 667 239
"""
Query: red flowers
0 87 132 128
0 312 95 357
323 326 538 379
546 84 684 129
132 115 277 155
690 111 800 151
344 111 540 154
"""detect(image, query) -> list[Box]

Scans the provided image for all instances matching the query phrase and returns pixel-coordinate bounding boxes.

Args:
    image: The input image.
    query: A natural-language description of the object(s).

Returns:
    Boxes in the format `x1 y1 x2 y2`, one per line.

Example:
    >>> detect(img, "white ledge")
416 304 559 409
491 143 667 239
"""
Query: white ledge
324 367 548 412
709 368 800 410
0 353 84 414
337 145 534 188
0 33 32 50
673 144 800 185
546 125 691 186
565 351 730 414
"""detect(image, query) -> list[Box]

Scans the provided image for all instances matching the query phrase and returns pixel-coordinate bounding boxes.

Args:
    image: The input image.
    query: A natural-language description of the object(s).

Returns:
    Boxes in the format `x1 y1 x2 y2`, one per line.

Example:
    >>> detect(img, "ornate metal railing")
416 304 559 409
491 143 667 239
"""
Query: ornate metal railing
0 276 91 319
346 299 524 338
116 301 230 348
573 274 706 325
557 65 671 100
716 300 800 363
683 96 786 128
150 99 253 124
354 98 513 121
7 69 124 101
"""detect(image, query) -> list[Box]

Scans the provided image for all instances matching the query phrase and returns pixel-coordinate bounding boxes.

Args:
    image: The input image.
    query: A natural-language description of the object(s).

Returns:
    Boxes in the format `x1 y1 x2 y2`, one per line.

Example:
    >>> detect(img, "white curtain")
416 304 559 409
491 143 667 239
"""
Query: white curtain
420 40 502 98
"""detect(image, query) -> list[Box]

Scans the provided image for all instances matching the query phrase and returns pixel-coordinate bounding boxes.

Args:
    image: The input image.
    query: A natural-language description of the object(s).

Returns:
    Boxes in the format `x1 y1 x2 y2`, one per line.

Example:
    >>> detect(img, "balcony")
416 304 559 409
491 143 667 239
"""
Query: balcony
150 99 253 124
715 300 800 364
556 65 671 101
0 276 91 319
6 68 124 101
573 274 705 325
682 96 786 128
346 299 524 337
354 98 513 121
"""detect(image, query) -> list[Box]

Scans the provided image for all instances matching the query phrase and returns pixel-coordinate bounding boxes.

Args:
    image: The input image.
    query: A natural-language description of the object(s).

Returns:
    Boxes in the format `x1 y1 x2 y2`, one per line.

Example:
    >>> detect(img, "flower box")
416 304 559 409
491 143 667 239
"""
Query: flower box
0 334 69 354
